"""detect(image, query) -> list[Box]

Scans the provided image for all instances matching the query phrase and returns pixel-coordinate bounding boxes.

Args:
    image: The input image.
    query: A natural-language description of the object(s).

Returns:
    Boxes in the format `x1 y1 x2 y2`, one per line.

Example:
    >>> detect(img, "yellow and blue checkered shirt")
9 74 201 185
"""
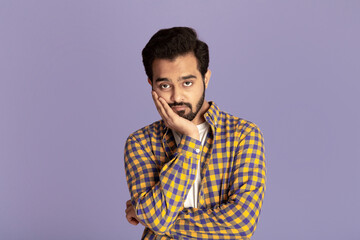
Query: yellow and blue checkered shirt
124 102 266 239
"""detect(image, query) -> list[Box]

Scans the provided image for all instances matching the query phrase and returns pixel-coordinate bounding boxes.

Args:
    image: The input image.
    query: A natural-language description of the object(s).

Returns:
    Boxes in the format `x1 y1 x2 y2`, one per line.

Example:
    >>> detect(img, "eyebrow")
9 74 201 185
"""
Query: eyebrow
154 75 197 83
181 75 197 80
155 77 169 83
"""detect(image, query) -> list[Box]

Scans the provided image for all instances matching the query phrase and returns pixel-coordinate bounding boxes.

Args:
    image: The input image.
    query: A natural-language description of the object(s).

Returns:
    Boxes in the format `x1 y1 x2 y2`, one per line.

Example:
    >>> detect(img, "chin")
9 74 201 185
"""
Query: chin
176 110 186 116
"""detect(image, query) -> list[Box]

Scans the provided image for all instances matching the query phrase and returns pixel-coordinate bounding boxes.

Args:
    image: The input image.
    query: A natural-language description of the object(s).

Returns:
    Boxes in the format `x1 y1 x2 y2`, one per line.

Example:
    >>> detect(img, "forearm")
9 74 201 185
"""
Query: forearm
133 156 196 234
168 125 266 239
125 134 202 235
169 186 265 239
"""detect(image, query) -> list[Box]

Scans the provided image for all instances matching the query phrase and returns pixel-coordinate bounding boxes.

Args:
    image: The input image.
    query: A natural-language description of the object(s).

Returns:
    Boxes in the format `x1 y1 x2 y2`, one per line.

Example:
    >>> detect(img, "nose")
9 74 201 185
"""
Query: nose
170 86 183 103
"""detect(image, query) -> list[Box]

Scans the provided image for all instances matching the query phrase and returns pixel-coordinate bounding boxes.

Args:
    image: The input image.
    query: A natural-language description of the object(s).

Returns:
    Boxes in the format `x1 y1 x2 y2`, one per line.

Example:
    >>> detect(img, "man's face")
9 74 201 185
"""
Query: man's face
150 52 210 122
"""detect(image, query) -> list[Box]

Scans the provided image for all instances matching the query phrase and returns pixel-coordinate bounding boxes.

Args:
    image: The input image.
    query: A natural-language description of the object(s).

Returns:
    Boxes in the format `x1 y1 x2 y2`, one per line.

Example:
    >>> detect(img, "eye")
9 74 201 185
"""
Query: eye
160 83 170 89
184 81 193 87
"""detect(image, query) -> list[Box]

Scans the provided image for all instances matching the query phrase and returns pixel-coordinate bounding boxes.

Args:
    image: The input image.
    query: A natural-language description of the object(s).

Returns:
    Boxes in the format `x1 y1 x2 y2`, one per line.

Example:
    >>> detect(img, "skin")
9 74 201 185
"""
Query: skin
125 200 145 226
125 52 211 226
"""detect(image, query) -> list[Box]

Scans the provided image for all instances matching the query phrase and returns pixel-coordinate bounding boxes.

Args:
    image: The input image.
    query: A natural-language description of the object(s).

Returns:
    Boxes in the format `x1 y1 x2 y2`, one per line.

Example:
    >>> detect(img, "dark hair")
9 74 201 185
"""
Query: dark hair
142 27 209 82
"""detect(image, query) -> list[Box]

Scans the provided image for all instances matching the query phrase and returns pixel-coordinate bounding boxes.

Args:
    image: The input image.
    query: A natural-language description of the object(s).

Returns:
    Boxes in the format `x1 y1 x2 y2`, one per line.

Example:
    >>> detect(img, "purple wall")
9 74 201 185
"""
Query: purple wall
1 1 359 239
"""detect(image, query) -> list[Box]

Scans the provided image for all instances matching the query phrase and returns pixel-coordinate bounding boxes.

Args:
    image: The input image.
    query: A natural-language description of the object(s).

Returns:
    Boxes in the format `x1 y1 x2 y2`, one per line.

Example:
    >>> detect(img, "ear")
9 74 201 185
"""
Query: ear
147 78 152 86
204 69 211 89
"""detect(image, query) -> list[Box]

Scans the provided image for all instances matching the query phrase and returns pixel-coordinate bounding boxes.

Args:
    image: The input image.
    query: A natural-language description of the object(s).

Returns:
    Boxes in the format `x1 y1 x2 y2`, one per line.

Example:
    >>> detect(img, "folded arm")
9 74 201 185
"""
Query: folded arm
168 126 266 239
124 133 202 235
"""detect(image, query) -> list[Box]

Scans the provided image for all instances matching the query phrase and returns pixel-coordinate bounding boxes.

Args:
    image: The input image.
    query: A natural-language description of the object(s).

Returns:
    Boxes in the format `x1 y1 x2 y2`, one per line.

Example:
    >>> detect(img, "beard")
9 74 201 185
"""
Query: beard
168 89 205 121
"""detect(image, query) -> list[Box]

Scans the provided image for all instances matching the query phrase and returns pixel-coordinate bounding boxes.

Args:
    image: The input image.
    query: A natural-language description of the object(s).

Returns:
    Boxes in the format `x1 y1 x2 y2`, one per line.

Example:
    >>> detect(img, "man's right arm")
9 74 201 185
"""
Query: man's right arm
124 133 201 235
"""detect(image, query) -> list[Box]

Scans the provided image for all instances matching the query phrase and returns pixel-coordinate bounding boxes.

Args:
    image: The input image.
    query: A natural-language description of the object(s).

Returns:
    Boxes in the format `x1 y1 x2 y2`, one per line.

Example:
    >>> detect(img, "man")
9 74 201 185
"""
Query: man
124 27 266 239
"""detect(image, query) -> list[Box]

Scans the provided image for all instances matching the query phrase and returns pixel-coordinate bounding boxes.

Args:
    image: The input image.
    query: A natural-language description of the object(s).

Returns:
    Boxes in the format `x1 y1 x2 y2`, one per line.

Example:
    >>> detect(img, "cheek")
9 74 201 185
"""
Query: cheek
154 90 171 102
191 86 204 98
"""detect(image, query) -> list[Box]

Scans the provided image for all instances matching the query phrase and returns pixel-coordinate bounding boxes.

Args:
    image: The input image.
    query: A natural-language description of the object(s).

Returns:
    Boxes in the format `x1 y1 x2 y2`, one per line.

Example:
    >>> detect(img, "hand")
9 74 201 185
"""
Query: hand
125 200 145 226
152 91 200 140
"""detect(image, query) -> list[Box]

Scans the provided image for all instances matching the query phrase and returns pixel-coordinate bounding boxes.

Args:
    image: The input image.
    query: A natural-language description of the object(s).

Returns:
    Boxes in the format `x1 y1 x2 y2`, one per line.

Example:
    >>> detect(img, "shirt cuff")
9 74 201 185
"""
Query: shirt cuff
176 135 202 159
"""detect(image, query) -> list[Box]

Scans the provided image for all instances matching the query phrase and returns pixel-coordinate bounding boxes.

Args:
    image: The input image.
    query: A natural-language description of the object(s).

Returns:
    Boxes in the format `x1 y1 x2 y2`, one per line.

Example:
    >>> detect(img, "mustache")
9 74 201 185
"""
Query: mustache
168 102 192 109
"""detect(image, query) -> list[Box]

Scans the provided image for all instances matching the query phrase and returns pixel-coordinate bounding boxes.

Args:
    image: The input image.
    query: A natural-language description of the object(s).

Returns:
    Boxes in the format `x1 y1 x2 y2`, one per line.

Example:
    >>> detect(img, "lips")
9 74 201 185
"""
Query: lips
172 106 187 111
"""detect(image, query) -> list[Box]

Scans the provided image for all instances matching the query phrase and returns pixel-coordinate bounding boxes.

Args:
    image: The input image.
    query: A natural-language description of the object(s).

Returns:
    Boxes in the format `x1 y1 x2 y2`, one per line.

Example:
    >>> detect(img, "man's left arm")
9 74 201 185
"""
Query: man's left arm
168 126 266 239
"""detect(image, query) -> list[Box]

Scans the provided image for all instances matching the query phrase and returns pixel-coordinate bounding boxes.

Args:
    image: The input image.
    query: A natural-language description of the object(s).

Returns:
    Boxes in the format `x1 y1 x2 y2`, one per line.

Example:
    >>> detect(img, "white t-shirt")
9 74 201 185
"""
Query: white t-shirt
172 121 209 208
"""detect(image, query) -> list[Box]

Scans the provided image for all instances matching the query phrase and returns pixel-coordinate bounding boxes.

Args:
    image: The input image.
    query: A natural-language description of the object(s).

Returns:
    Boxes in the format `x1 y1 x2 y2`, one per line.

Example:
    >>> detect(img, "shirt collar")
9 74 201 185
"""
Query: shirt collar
204 101 220 130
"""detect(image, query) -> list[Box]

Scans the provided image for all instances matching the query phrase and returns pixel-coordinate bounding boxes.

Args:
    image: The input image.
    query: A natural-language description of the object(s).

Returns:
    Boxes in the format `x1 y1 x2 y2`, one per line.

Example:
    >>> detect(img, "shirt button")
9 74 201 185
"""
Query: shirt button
195 149 200 153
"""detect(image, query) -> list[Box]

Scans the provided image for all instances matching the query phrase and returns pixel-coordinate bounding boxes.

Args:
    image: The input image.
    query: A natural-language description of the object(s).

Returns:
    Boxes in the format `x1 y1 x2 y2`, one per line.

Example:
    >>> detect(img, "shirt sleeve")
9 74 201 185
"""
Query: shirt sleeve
168 126 266 239
124 133 202 236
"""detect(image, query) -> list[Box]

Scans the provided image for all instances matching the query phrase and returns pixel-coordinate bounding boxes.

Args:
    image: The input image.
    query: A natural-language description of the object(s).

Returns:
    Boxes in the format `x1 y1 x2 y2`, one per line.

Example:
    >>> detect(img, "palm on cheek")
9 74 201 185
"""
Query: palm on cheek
152 91 199 140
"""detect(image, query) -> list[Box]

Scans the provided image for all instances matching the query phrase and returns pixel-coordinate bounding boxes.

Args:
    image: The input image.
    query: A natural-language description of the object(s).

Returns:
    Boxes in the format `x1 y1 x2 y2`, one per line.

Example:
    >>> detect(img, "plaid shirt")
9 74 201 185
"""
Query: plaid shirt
124 102 266 240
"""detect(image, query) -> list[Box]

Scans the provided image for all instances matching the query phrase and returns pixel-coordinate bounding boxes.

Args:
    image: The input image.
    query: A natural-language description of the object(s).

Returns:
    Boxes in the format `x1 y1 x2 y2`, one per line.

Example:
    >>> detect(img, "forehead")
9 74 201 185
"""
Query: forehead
152 53 200 78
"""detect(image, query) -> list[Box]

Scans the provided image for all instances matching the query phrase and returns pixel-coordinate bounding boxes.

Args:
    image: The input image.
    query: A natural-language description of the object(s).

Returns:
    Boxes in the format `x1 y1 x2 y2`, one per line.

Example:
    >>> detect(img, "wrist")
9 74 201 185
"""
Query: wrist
185 128 200 141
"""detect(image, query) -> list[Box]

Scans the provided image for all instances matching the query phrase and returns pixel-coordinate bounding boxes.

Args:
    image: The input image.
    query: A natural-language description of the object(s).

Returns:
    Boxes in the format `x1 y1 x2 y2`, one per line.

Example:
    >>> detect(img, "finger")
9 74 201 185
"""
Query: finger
125 206 133 214
158 97 176 118
152 91 163 108
151 91 163 115
152 91 169 120
126 206 137 217
125 205 134 215
151 91 161 109
126 206 140 226
126 214 139 225
126 200 132 208
128 217 139 226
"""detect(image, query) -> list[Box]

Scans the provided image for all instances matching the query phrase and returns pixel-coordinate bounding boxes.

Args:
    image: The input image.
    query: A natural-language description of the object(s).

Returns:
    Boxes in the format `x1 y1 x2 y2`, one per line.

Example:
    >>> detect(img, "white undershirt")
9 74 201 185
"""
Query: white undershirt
172 121 209 208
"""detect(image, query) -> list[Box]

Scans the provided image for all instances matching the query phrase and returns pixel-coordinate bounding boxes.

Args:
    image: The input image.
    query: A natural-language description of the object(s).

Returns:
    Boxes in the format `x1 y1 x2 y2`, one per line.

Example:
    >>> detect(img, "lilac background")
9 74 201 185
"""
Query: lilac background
1 1 359 239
